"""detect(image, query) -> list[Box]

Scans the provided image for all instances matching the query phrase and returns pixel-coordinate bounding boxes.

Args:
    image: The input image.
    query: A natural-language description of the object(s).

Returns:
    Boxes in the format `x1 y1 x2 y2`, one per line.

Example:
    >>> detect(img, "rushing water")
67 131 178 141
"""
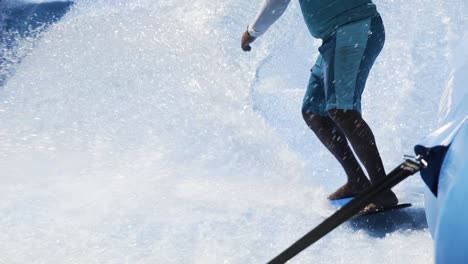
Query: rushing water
0 0 464 263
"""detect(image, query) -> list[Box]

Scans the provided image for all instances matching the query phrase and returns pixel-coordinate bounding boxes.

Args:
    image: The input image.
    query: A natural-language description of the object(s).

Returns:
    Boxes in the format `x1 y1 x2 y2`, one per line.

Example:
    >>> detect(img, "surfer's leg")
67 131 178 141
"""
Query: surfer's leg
328 109 398 207
320 16 397 207
302 55 370 200
302 112 370 199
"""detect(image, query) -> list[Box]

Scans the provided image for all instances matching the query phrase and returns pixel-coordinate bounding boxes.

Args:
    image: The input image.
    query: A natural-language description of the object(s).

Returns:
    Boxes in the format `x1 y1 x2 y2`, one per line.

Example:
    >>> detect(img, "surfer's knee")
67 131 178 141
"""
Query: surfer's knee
327 109 362 127
302 110 324 131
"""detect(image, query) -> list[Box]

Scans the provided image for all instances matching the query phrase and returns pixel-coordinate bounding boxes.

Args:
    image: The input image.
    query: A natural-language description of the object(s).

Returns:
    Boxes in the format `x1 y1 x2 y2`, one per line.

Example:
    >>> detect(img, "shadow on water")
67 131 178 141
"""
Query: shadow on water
347 207 428 238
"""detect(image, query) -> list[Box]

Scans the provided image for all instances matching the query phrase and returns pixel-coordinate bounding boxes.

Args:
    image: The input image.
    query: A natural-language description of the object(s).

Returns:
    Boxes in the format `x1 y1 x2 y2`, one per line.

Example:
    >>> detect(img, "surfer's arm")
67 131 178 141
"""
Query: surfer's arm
248 0 292 37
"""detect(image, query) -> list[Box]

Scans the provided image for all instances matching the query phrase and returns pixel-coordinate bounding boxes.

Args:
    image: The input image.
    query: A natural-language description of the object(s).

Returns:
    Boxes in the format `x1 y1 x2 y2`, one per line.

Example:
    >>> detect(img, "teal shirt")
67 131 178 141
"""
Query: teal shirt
298 0 378 39
248 0 379 40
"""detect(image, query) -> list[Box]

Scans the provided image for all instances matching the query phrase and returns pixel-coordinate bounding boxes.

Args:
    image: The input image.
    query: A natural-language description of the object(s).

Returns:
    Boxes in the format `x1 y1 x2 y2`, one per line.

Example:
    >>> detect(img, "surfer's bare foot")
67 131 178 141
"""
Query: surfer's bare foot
327 178 371 200
361 190 399 213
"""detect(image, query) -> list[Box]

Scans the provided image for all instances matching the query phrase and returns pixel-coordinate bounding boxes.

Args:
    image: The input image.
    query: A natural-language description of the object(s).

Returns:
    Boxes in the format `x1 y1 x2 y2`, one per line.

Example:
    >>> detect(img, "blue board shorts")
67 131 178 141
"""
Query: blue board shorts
302 15 385 116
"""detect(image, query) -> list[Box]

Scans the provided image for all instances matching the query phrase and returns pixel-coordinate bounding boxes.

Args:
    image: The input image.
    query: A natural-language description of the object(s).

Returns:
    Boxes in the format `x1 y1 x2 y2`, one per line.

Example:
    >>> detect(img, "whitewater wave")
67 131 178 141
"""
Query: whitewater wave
0 0 464 262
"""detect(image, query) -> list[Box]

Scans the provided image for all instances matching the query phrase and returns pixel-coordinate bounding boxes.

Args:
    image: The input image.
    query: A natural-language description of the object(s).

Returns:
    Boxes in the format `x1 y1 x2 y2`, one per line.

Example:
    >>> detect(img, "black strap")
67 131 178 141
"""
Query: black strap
267 159 424 264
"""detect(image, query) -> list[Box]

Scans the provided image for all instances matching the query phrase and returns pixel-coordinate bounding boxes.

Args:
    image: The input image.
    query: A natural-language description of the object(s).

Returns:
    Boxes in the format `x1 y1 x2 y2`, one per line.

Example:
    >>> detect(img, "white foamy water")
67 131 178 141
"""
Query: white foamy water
0 0 464 263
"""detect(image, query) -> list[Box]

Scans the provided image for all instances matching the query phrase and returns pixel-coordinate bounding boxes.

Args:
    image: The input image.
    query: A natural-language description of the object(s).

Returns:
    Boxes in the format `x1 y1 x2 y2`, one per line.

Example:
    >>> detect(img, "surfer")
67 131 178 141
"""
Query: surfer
241 0 398 211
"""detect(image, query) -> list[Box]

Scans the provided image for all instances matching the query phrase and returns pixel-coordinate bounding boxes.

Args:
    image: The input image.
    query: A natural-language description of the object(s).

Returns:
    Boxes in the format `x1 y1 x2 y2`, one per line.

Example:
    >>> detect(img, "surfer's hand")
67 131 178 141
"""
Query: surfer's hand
241 30 256 52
